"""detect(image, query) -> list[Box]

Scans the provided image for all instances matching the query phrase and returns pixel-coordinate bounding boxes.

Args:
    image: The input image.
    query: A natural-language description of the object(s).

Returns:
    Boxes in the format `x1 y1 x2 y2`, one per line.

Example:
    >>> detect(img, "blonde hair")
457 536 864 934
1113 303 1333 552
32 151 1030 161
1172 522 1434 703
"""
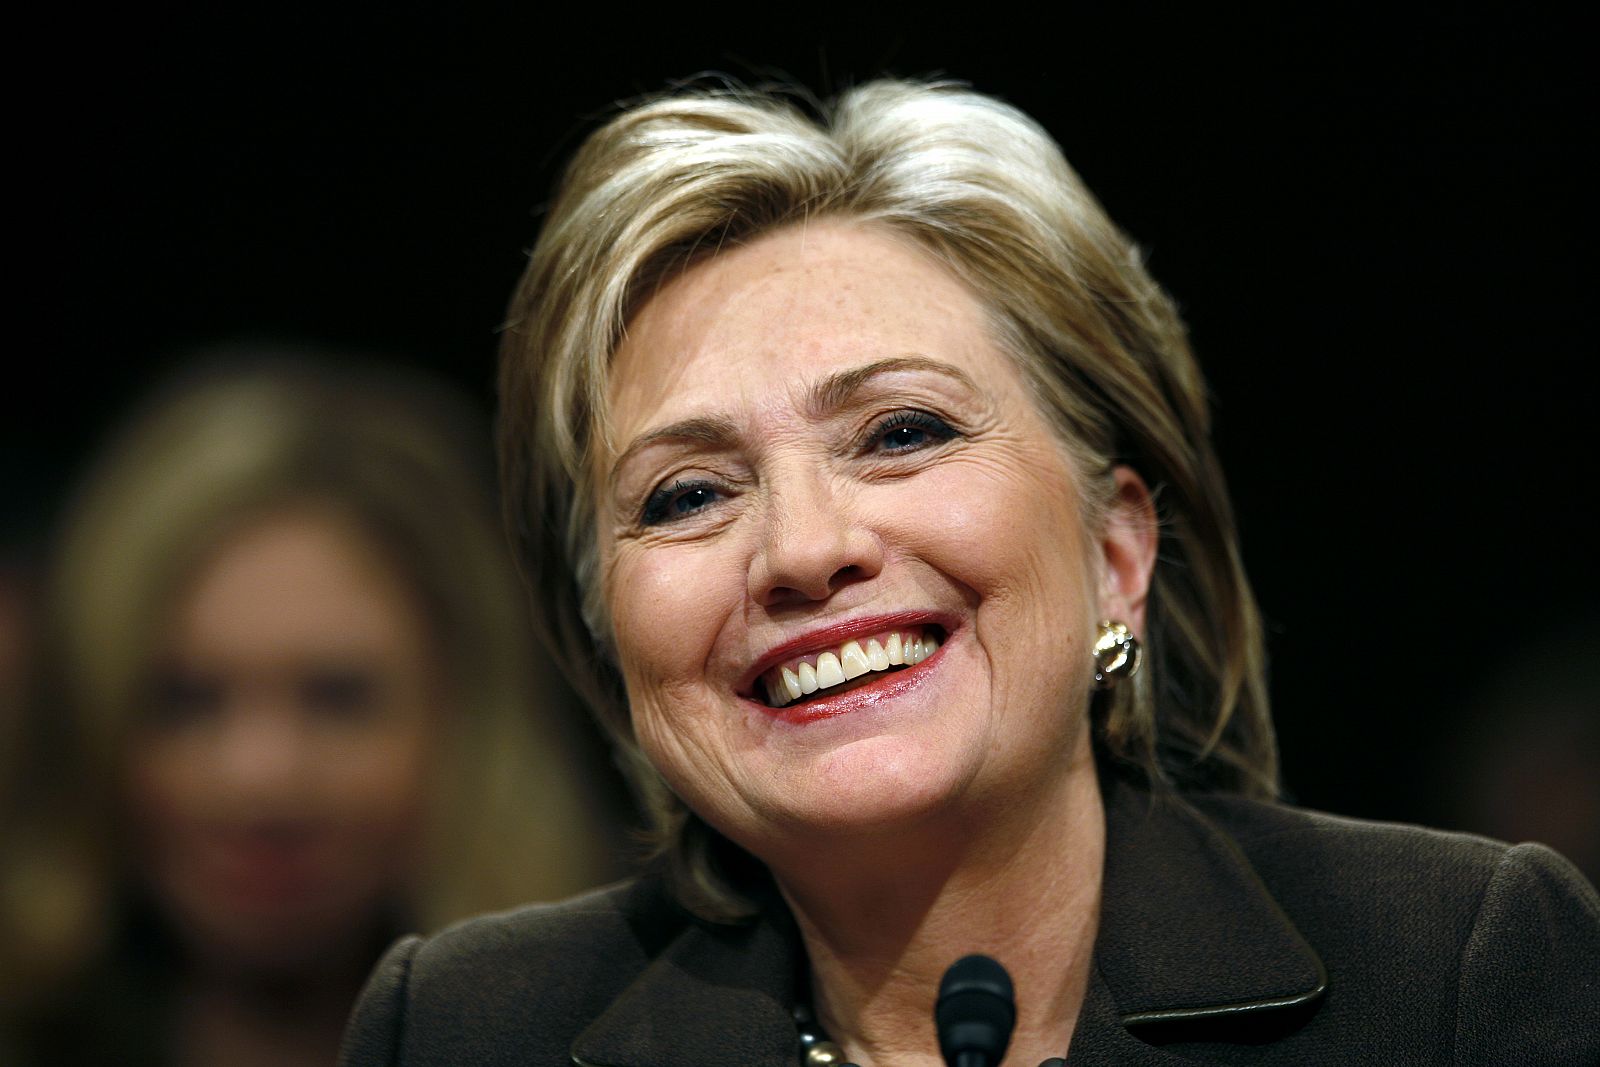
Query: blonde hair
2 354 619 1003
500 79 1276 920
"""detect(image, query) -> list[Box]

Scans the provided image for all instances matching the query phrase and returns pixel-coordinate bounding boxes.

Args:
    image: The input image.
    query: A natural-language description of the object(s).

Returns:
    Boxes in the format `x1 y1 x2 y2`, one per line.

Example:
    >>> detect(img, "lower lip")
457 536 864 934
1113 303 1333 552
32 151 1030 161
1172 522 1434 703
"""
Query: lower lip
753 642 946 725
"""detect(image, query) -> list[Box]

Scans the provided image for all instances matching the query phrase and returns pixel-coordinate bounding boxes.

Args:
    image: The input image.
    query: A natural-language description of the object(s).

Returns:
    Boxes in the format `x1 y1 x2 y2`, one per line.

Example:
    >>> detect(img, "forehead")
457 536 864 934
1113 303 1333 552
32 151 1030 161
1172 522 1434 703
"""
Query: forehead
605 222 999 446
172 507 424 659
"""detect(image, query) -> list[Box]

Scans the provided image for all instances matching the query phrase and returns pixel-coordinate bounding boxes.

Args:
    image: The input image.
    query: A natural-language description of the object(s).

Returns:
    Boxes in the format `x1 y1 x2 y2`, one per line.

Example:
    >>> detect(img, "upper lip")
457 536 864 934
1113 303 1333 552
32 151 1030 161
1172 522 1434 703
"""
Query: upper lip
735 609 956 697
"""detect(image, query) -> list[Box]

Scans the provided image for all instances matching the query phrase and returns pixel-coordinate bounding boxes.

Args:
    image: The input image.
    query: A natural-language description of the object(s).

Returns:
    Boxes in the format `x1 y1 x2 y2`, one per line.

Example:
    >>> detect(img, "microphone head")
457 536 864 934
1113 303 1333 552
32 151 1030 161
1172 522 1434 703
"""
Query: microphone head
935 954 1015 1067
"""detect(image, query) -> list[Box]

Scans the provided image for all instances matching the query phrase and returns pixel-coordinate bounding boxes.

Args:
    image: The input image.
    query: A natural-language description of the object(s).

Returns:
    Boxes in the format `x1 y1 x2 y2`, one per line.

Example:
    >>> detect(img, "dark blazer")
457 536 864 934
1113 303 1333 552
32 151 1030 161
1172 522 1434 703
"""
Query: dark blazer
340 780 1600 1065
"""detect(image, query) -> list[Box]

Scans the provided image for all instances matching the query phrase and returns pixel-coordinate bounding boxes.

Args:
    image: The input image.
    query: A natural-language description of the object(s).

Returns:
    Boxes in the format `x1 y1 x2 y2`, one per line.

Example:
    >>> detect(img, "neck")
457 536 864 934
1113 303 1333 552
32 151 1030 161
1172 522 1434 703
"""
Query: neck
771 757 1105 1067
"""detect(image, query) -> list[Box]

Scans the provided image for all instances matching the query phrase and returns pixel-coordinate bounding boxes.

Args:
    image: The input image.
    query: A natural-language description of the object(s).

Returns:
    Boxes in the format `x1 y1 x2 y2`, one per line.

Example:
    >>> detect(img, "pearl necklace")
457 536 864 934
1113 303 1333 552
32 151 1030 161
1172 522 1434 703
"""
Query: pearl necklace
792 1002 858 1067
792 1003 1070 1067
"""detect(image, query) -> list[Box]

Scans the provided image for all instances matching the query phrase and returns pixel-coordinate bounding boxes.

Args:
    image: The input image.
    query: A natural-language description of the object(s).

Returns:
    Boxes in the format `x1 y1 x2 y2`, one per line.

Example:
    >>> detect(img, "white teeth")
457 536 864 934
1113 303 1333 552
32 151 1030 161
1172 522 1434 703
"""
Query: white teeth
840 640 870 680
762 629 943 707
780 666 803 702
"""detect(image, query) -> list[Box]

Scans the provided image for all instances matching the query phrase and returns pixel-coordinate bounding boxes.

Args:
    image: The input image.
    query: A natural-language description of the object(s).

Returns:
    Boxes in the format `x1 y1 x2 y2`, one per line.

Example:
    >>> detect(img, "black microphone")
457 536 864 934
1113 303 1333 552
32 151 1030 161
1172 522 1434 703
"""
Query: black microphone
935 954 1015 1067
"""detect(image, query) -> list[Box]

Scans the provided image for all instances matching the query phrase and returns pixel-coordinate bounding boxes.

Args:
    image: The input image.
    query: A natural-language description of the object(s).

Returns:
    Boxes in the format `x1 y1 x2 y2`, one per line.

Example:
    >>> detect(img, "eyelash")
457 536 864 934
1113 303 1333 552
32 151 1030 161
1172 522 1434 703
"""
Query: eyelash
868 409 958 454
641 479 722 526
637 409 959 527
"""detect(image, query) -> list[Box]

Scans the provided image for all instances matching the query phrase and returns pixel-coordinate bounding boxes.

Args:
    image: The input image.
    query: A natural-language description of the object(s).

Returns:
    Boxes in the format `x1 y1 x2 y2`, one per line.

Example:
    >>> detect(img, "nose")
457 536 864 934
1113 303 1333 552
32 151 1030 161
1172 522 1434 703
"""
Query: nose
211 695 310 809
747 467 884 607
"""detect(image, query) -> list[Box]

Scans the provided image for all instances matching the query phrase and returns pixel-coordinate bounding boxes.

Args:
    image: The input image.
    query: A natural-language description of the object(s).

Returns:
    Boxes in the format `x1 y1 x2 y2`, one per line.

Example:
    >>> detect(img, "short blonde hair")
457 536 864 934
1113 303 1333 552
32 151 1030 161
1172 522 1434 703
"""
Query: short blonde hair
2 355 618 1002
500 79 1276 920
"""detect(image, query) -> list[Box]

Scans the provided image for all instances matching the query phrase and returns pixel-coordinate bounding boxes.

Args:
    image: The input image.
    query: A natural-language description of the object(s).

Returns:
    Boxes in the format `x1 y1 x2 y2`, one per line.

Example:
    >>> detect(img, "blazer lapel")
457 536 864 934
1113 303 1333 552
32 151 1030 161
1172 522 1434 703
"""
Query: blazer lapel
1089 780 1327 1040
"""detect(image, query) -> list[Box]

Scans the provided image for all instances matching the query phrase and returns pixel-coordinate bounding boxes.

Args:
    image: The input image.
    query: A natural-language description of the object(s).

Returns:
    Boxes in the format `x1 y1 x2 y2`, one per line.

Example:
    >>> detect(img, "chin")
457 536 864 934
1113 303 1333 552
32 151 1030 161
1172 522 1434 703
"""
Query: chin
746 732 982 846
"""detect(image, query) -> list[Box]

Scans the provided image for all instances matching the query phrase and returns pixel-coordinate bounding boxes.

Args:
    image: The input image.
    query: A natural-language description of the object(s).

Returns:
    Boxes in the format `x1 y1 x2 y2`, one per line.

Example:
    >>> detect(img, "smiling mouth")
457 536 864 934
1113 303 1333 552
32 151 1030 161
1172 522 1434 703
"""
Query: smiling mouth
758 625 944 708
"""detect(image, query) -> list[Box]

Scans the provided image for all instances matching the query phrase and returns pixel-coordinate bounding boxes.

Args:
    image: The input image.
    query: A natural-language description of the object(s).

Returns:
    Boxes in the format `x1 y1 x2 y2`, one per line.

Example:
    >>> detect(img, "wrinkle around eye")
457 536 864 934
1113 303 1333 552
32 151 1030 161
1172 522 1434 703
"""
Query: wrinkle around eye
643 479 723 525
866 409 961 455
612 478 748 546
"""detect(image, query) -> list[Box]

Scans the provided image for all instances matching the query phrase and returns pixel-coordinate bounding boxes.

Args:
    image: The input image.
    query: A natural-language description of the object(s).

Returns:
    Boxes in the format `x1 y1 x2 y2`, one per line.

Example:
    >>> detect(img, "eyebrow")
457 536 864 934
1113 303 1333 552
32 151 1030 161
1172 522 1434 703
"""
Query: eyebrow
609 414 743 484
805 355 979 417
608 355 978 482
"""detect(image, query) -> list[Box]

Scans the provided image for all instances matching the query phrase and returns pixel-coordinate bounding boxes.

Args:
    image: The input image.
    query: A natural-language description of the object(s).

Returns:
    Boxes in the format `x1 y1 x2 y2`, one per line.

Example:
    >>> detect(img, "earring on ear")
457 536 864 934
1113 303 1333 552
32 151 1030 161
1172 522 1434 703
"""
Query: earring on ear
1092 620 1141 689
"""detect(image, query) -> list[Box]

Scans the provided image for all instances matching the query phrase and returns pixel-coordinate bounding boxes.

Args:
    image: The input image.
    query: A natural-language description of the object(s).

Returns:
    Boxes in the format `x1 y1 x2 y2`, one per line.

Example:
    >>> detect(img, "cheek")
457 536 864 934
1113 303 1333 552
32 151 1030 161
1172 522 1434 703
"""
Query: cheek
881 453 1091 609
607 543 758 819
325 728 434 831
326 674 445 841
623 657 731 781
124 738 207 840
874 451 1098 739
608 541 744 693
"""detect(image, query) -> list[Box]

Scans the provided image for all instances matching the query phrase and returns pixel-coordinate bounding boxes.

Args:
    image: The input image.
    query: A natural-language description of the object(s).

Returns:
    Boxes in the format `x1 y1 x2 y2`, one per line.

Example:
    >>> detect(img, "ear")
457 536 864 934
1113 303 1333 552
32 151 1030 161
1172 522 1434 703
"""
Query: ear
1097 465 1159 636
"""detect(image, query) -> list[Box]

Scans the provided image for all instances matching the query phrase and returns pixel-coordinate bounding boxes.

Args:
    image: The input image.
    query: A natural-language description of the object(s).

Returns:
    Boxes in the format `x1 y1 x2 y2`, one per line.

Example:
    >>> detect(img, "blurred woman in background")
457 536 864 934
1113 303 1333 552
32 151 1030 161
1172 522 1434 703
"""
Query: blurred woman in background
1 354 624 1067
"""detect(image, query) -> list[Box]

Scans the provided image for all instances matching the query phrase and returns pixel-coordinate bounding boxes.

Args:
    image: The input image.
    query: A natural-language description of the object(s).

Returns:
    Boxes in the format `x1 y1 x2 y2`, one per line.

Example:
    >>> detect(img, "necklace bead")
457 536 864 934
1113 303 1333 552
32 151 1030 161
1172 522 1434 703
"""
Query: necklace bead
803 1040 850 1066
794 1003 859 1067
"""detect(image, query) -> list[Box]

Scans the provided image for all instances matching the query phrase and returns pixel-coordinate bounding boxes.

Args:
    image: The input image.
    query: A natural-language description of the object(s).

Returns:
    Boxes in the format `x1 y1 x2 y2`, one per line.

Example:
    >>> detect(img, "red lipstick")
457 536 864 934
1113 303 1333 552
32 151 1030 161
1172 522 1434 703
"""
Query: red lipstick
740 610 956 695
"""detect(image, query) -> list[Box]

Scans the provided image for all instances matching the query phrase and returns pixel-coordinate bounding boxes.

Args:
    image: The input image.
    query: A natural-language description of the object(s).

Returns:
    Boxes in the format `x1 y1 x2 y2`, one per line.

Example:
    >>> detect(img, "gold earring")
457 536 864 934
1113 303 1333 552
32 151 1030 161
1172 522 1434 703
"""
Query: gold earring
1092 620 1141 689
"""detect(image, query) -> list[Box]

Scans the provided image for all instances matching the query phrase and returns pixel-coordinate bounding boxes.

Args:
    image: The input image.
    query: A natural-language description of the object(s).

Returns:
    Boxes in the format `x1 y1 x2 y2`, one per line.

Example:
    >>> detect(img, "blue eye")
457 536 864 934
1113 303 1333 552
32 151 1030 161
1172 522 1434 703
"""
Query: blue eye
642 479 722 525
871 410 956 453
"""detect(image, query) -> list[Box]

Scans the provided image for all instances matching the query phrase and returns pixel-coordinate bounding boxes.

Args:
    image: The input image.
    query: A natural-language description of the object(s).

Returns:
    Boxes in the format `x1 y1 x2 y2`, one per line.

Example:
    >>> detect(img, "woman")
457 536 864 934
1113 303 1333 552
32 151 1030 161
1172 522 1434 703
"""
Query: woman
341 82 1599 1065
1 357 621 1066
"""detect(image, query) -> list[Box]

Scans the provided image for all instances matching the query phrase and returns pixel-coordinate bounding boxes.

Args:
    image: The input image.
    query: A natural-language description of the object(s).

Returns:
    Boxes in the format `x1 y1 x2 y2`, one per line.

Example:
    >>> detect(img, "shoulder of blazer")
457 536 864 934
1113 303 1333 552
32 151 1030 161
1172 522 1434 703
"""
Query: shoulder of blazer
1170 792 1600 1061
1184 791 1530 909
339 877 695 1067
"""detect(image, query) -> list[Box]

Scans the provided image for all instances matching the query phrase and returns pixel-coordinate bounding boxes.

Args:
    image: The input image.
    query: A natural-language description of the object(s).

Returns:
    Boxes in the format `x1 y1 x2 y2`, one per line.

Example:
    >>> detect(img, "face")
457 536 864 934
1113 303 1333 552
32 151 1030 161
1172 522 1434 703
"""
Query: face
126 507 443 975
600 222 1153 863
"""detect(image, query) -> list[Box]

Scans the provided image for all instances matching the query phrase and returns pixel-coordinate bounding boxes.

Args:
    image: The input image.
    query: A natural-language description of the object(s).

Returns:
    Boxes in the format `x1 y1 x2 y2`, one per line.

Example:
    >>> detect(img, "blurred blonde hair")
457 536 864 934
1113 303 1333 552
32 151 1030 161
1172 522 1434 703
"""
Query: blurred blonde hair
499 79 1276 920
2 353 619 1002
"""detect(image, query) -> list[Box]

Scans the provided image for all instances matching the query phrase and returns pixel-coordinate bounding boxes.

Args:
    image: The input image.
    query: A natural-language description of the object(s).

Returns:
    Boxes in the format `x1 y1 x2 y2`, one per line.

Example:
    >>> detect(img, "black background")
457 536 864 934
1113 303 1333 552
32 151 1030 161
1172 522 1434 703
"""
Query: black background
14 7 1596 838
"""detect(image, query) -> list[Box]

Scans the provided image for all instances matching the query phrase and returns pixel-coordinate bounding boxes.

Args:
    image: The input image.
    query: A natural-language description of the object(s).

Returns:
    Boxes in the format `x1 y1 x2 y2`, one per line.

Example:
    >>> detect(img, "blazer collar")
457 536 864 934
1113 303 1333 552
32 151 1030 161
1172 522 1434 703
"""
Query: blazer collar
571 781 1325 1066
1092 779 1326 1034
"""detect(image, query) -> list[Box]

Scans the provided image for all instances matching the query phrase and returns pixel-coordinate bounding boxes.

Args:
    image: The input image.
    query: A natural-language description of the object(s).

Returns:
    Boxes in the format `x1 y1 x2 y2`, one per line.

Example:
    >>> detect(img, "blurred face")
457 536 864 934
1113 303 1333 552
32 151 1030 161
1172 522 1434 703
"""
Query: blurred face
126 507 443 975
600 222 1152 862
